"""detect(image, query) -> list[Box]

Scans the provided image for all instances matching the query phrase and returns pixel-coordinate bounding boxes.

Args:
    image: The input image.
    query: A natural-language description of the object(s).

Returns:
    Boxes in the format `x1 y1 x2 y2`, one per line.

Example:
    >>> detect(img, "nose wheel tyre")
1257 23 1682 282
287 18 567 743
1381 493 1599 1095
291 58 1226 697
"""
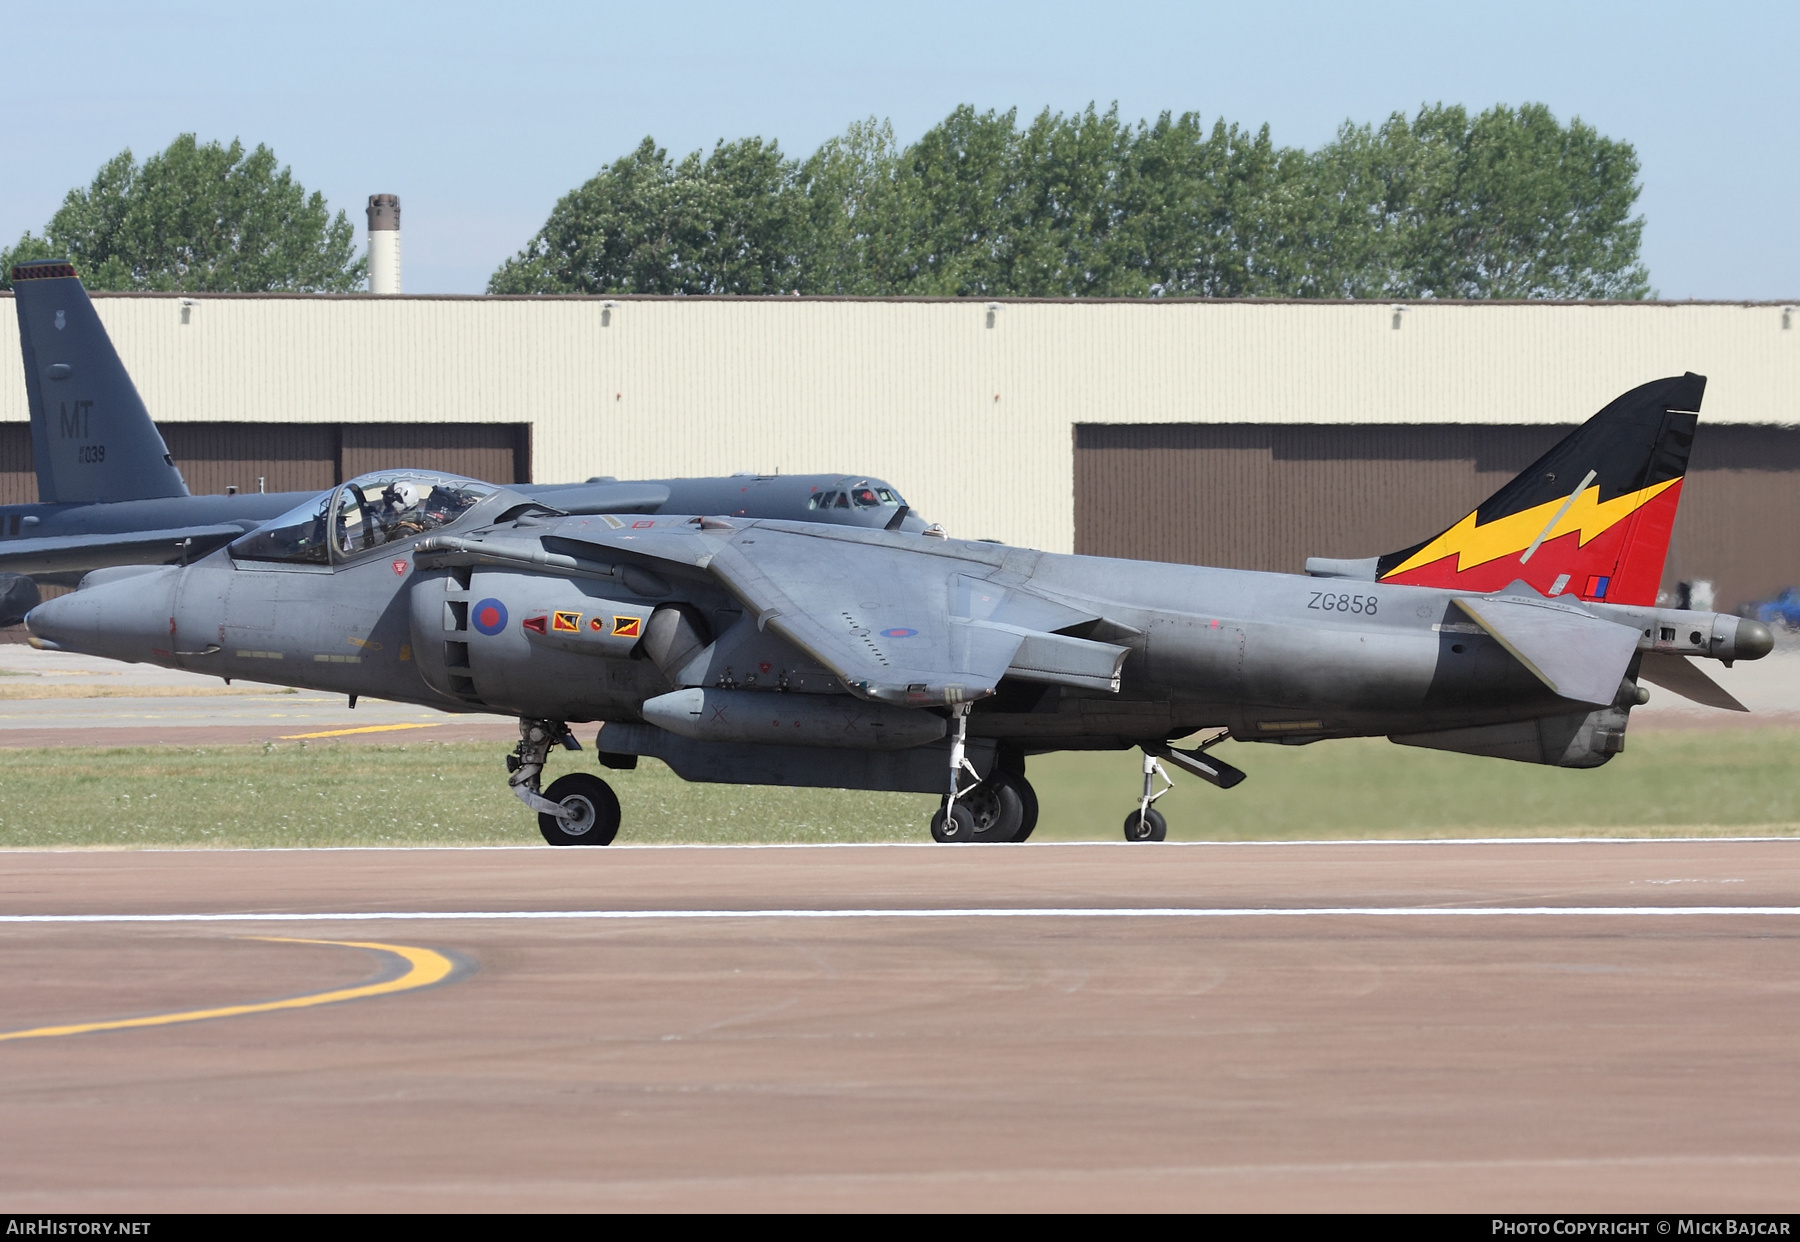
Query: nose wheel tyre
538 773 621 846
930 800 978 843
1123 807 1167 842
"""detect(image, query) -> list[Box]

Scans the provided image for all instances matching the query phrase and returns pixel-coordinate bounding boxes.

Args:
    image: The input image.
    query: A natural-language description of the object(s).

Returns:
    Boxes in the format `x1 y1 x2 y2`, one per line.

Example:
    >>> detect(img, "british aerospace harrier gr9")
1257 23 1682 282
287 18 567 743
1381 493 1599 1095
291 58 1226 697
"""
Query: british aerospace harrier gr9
26 373 1771 844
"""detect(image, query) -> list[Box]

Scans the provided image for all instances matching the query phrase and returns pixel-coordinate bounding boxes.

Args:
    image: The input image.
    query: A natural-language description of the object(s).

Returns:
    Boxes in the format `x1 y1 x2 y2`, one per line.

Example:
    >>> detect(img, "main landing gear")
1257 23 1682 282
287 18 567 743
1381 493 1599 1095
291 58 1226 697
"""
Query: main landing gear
929 709 1038 843
510 718 621 846
1124 750 1172 842
1122 732 1247 843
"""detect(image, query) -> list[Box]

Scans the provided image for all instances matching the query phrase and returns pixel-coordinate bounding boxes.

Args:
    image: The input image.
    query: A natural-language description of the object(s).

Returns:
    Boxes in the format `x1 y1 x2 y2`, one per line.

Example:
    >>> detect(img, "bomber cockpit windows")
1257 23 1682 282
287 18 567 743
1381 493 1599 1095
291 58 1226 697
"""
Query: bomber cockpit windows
850 483 904 508
227 491 334 564
330 473 495 561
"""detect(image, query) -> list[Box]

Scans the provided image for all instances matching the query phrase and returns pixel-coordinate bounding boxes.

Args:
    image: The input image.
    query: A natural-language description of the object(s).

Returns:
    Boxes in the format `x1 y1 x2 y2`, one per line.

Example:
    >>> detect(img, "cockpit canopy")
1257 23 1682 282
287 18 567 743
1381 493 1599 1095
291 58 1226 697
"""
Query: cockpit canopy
807 481 904 511
229 472 497 565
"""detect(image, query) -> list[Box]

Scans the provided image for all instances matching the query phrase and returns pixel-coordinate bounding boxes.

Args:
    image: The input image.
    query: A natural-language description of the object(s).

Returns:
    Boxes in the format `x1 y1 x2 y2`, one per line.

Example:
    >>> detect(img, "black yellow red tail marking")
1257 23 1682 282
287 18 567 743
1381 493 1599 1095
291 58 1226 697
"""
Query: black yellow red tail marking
1375 374 1703 606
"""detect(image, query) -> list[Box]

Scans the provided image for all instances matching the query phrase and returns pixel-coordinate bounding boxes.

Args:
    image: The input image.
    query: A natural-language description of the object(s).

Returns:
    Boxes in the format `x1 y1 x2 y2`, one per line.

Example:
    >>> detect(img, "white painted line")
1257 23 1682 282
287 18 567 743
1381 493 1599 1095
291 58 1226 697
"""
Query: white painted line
4 905 1800 925
4 836 1800 855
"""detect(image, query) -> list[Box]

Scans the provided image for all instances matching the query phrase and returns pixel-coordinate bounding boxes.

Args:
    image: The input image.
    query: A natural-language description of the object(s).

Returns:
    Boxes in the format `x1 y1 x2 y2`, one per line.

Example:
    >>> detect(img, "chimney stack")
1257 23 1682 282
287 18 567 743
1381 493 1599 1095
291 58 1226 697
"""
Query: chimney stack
366 194 401 295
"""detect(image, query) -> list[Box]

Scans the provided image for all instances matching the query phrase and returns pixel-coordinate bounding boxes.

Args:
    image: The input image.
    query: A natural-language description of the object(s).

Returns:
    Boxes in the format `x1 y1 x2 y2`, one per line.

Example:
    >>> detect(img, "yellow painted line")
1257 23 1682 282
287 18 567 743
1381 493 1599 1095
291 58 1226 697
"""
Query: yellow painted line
279 722 442 740
0 937 456 1042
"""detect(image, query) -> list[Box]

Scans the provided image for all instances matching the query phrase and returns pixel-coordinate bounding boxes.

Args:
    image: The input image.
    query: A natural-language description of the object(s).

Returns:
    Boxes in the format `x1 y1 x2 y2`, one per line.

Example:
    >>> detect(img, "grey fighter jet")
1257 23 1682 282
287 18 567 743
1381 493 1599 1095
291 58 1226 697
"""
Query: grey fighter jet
0 260 926 620
26 372 1772 844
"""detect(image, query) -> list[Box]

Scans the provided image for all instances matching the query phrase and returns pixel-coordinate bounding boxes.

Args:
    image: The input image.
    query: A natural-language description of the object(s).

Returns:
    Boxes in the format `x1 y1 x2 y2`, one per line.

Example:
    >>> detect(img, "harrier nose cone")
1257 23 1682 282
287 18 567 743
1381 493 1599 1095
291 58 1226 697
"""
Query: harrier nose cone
1733 617 1775 661
25 566 180 663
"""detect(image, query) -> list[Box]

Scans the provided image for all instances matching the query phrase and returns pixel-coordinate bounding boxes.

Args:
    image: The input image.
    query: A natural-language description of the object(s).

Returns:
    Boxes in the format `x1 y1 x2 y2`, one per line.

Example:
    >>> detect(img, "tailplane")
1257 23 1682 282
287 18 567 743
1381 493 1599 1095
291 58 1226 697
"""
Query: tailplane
1348 374 1702 607
11 261 188 504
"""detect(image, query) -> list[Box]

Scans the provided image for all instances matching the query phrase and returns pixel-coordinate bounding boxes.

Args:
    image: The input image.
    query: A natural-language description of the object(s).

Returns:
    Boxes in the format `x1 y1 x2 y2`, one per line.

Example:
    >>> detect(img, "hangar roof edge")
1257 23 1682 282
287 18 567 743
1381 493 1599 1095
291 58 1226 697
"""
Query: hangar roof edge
1 292 1795 308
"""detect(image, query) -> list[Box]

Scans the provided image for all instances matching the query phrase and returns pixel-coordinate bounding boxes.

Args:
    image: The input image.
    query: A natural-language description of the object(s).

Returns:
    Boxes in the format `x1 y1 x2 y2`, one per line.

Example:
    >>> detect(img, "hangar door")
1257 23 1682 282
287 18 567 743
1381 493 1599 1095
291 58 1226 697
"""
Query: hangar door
1073 423 1800 612
0 422 531 504
162 423 532 494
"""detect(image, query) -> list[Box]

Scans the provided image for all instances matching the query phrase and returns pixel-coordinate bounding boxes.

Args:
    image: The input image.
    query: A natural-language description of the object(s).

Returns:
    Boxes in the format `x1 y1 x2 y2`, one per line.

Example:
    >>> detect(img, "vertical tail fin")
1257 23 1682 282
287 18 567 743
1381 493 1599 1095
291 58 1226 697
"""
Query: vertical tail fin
11 261 188 504
1373 374 1703 607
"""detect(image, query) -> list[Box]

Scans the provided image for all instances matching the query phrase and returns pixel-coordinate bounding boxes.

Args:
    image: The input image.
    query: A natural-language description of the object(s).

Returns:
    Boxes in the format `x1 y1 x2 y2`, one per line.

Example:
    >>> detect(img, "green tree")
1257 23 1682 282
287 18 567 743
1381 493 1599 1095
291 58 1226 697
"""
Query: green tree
489 136 803 295
1 135 364 292
1307 103 1650 298
1117 113 1298 296
494 101 1650 300
794 118 904 295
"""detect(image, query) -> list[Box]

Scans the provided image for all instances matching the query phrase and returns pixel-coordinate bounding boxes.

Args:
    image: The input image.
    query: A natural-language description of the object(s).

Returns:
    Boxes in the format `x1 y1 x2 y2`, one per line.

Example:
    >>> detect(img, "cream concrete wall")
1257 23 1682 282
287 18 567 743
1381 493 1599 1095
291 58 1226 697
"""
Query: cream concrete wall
2 294 1795 552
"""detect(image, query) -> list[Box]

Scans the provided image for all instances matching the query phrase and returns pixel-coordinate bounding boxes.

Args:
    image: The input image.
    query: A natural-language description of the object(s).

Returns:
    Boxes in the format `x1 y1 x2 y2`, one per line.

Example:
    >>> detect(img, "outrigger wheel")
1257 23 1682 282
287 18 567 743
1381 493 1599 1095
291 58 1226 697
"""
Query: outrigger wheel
930 800 978 843
537 773 622 846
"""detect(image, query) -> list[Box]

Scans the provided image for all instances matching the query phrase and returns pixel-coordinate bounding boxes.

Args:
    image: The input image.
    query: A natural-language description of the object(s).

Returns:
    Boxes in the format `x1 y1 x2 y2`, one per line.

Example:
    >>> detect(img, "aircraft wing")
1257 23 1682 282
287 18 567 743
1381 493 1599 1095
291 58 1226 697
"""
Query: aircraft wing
1636 650 1749 712
549 521 1129 706
0 524 248 578
1453 590 1642 706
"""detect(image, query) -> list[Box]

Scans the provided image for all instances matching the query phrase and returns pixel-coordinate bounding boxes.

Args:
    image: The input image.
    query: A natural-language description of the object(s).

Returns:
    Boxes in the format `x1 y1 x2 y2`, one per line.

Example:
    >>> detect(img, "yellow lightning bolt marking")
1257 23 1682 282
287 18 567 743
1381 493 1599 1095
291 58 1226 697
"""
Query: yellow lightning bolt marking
1383 477 1679 579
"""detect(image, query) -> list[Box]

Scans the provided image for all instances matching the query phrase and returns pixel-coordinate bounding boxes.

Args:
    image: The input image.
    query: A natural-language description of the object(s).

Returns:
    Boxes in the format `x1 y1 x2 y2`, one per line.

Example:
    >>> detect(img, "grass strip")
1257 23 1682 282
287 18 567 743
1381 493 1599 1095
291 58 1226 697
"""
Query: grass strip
0 729 1795 849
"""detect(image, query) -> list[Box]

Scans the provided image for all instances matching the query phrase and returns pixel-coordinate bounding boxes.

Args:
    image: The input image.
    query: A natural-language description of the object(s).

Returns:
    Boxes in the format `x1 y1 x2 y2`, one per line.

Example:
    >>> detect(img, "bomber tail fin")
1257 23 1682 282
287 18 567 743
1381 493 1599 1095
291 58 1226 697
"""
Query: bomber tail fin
1366 374 1703 607
11 261 188 504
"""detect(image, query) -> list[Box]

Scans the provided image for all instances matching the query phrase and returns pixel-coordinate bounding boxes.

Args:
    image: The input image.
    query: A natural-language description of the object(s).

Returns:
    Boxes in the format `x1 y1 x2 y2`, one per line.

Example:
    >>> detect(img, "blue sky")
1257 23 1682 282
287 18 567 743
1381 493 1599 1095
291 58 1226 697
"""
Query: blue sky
4 1 1795 297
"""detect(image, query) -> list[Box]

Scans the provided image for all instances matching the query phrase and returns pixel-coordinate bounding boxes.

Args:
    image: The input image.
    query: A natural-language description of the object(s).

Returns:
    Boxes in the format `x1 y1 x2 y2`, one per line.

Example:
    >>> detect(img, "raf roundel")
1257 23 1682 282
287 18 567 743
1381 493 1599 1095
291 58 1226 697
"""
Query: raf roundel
880 627 919 638
472 598 508 636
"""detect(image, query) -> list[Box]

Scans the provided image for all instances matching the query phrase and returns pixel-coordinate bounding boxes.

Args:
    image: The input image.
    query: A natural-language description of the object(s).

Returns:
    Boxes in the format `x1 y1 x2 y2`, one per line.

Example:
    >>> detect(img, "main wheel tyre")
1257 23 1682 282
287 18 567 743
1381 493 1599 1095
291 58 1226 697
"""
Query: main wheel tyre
1123 806 1167 842
930 800 978 843
1007 772 1040 842
963 775 1025 843
538 773 621 846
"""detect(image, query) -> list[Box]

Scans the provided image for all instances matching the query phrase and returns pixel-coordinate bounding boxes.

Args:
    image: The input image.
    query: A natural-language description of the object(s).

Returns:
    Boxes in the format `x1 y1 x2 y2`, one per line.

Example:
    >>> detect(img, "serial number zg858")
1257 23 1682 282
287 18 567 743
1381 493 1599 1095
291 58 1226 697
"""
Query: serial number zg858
1307 591 1378 615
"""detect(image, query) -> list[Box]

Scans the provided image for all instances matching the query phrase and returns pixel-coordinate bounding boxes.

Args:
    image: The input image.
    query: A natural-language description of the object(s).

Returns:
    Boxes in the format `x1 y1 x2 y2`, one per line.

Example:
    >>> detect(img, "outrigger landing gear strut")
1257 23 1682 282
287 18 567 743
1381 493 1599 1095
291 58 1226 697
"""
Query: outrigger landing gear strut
929 703 989 843
944 703 982 816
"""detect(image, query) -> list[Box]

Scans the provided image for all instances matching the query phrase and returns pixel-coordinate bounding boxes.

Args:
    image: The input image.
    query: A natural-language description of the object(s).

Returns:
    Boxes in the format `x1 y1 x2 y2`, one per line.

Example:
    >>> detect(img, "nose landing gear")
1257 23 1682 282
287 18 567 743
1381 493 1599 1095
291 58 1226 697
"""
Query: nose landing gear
537 773 621 847
509 717 621 846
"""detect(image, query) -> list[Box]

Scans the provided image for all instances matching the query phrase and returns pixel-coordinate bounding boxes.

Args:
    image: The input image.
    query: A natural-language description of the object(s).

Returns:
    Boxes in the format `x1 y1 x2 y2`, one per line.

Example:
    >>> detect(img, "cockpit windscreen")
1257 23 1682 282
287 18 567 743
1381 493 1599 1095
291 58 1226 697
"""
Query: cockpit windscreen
807 481 905 511
230 473 496 565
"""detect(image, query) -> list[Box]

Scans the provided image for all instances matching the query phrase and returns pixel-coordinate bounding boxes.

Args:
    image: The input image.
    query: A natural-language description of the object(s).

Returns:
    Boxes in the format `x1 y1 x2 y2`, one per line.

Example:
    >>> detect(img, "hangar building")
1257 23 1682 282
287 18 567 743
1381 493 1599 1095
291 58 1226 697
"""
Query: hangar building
1 292 1795 610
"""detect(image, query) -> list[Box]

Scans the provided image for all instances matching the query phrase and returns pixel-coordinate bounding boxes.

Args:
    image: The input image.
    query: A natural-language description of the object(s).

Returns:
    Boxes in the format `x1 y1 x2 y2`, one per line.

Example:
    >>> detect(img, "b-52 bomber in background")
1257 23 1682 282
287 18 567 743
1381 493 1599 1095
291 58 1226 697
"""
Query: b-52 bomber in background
27 371 1771 845
0 259 928 621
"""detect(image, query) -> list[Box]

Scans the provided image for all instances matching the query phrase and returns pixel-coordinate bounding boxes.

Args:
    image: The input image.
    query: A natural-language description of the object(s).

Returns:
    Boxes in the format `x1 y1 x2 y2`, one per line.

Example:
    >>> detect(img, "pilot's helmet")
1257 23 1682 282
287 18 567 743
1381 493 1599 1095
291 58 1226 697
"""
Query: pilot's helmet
384 480 423 509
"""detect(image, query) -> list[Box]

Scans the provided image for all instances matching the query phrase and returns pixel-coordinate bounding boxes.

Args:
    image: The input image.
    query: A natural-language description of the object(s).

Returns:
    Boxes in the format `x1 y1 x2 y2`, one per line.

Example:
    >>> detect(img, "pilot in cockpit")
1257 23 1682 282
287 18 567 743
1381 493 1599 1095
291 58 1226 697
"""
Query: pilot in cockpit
376 480 428 543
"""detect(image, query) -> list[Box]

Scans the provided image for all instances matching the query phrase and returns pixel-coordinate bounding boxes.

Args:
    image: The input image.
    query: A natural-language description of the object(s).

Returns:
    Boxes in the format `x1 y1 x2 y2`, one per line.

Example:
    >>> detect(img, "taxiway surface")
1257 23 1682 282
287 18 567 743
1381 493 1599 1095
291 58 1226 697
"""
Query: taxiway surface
0 645 514 746
4 840 1799 1212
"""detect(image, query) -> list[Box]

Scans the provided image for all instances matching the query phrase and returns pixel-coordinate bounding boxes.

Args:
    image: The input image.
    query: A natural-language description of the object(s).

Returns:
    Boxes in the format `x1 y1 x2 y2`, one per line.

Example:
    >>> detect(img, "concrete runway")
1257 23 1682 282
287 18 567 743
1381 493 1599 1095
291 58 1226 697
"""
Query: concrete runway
4 840 1800 1212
